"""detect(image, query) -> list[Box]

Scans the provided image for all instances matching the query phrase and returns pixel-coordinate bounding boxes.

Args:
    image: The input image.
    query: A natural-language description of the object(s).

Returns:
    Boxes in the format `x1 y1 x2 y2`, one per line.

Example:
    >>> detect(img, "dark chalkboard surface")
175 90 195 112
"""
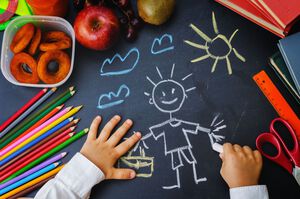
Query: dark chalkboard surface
1 0 300 198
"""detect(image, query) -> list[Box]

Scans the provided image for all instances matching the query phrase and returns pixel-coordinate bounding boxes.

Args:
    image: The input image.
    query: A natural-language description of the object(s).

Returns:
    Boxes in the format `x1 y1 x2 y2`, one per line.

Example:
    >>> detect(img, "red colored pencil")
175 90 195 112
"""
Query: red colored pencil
0 89 48 132
0 133 74 182
0 105 64 152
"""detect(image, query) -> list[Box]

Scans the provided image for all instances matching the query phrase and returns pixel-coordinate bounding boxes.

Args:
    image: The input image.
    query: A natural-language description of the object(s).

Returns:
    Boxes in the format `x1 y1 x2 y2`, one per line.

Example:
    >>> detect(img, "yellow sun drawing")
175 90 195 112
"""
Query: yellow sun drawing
184 12 246 75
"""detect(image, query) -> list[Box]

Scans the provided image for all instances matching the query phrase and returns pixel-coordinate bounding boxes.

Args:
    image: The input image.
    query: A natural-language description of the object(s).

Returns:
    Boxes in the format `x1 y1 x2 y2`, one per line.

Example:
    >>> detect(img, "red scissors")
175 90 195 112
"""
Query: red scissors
256 118 300 186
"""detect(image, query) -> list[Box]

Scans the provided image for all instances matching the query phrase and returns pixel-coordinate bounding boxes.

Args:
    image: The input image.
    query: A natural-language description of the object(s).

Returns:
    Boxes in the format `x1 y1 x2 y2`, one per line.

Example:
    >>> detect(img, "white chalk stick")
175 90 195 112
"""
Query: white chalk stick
212 143 223 153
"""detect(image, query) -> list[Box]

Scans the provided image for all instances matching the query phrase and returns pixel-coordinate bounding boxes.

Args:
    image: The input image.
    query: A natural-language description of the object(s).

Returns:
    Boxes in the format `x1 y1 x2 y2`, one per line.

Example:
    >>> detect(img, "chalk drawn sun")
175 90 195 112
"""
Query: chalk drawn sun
184 12 246 75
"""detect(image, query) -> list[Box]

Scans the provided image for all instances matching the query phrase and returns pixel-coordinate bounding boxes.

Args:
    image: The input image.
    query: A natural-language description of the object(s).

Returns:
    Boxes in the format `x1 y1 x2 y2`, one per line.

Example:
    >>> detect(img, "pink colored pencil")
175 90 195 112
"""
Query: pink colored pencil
0 89 48 132
0 106 73 156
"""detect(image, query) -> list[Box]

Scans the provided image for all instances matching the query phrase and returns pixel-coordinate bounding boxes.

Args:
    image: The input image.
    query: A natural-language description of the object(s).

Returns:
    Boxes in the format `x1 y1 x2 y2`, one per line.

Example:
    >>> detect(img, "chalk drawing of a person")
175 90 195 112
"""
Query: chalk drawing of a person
142 64 225 189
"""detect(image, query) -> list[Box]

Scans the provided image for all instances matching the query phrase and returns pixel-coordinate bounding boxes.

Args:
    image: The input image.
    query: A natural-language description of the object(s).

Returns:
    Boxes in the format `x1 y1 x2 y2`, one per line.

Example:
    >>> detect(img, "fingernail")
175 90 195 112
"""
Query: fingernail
126 119 132 125
135 132 142 138
97 115 101 119
130 171 136 179
114 115 120 120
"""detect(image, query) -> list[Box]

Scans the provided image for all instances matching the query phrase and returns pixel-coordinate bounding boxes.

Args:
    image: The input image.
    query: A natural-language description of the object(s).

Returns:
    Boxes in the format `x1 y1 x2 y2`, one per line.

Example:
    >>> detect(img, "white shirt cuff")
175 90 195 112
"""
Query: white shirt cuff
55 153 105 198
230 185 269 199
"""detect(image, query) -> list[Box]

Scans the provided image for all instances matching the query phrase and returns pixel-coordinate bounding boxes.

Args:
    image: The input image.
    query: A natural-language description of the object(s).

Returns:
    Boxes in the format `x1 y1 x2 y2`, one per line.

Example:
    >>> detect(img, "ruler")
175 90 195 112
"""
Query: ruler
253 70 300 140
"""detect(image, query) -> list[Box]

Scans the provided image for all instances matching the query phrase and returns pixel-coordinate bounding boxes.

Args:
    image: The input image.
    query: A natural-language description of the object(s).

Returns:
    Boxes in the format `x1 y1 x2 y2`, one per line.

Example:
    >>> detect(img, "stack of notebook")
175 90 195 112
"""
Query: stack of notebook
215 0 300 38
269 32 300 104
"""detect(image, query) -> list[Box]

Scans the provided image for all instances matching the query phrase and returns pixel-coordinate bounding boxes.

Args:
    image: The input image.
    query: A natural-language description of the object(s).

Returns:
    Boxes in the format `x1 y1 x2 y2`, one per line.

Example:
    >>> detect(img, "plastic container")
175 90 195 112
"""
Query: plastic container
1 15 75 88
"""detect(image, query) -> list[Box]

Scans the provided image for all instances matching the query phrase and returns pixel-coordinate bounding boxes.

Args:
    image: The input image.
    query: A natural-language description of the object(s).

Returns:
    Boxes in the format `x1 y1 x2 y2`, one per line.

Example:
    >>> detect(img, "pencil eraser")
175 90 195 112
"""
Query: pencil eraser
212 143 223 153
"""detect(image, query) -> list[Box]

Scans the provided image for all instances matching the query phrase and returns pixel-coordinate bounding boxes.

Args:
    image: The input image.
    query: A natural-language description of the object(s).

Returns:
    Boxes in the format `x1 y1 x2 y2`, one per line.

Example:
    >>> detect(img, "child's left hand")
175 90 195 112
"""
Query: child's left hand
80 115 141 180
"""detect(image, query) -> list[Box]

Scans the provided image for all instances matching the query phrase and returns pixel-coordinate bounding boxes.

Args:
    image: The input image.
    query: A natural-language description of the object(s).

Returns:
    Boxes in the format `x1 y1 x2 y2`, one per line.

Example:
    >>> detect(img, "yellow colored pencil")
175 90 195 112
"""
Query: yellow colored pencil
0 106 82 160
0 165 64 198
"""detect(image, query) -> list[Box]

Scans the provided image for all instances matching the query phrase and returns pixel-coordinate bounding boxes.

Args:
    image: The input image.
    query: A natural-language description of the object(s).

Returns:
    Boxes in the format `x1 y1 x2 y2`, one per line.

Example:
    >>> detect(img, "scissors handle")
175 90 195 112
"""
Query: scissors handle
256 133 293 173
270 118 300 166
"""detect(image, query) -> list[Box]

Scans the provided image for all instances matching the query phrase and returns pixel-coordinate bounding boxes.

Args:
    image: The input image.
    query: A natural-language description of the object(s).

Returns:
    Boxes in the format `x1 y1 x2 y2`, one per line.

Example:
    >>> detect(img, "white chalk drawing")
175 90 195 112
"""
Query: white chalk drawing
97 84 130 109
119 144 154 178
151 34 174 55
142 63 226 189
184 12 246 75
100 47 140 76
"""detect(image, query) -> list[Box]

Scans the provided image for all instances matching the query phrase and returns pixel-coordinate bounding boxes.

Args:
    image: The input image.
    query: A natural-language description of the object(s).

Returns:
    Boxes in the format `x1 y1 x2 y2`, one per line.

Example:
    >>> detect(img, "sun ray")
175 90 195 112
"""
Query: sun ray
229 29 239 43
182 73 193 81
211 57 219 73
214 119 224 127
170 63 175 78
233 48 246 62
146 76 156 86
144 92 150 96
212 12 219 34
184 40 208 50
210 114 219 126
186 87 196 92
226 57 232 75
190 24 212 42
191 54 210 63
156 67 163 79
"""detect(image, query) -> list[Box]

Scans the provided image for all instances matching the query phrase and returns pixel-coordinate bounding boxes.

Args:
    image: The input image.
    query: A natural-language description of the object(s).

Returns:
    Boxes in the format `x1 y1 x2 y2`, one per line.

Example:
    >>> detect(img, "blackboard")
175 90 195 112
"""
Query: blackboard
1 0 300 198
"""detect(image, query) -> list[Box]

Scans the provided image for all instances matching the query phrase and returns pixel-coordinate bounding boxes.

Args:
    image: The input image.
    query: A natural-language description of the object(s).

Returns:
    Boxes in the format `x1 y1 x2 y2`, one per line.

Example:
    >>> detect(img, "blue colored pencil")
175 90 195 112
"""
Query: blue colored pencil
0 118 73 167
0 162 60 195
0 88 57 138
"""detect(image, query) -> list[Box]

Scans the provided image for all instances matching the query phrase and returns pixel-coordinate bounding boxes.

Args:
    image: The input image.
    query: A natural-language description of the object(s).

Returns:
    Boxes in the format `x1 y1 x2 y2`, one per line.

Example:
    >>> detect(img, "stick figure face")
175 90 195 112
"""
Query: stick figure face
151 79 186 113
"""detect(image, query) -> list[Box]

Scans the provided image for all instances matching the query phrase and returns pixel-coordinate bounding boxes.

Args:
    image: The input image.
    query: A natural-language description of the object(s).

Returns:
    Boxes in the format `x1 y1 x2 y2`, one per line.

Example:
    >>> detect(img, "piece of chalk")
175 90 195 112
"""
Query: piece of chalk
212 143 223 153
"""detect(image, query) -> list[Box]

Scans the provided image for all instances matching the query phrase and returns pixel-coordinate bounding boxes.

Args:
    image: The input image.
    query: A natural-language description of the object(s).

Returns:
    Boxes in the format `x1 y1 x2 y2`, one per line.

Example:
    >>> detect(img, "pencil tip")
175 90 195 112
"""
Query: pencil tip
70 126 76 131
70 91 76 96
43 88 48 92
54 162 60 166
58 104 64 109
74 118 80 123
69 133 74 136
66 106 73 111
76 105 83 110
61 152 68 157
69 86 75 91
84 128 89 133
51 87 58 92
69 117 74 121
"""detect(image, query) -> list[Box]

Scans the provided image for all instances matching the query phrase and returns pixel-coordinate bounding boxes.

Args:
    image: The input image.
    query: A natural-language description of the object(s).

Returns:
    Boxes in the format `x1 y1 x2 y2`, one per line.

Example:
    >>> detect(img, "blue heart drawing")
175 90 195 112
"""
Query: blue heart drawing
100 47 140 76
97 84 130 109
151 34 174 55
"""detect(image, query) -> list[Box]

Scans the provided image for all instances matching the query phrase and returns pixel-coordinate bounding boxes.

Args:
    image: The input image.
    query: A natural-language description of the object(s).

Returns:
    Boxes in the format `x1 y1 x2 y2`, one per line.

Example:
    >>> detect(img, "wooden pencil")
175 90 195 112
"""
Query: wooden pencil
7 176 54 199
0 88 57 139
0 128 87 183
1 165 64 198
0 88 48 132
1 105 64 153
0 90 76 150
0 121 78 171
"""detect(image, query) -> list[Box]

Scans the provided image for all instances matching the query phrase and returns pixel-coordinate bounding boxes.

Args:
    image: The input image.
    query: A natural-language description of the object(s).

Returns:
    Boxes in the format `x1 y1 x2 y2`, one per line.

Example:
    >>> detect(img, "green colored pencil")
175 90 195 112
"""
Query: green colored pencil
0 87 75 144
1 128 88 183
0 91 76 149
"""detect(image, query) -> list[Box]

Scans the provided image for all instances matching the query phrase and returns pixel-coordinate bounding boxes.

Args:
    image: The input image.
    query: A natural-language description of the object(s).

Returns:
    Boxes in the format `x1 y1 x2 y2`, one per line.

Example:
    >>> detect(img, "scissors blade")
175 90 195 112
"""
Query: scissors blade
292 166 300 186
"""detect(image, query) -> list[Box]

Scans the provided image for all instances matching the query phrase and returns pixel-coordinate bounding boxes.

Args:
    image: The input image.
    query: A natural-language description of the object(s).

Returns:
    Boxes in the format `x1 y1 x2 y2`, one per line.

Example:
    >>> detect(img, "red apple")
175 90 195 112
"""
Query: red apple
74 6 120 50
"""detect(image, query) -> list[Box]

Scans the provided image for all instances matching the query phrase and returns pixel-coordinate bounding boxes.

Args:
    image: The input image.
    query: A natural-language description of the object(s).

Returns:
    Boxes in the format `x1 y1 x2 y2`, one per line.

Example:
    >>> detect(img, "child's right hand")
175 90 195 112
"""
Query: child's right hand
219 143 263 188
80 115 141 180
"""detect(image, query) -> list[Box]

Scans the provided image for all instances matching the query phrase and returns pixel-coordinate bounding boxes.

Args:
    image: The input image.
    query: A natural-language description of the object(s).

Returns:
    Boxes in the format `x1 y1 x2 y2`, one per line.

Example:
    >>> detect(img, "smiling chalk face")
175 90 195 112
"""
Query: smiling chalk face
151 80 186 113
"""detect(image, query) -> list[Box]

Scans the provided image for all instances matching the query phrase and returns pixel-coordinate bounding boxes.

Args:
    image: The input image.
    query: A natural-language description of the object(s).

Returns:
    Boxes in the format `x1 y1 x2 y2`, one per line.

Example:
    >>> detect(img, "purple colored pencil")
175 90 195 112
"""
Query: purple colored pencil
0 152 67 189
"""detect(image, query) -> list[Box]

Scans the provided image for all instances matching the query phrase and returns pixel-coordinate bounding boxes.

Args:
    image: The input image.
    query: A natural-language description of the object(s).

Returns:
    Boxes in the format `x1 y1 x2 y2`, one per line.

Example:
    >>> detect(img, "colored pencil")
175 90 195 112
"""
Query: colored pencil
0 89 76 149
0 124 77 171
0 106 81 162
1 105 64 152
7 176 54 199
0 152 66 190
0 128 87 183
0 132 73 181
0 88 56 139
0 165 64 199
0 106 73 158
0 162 60 195
0 118 73 166
0 89 48 132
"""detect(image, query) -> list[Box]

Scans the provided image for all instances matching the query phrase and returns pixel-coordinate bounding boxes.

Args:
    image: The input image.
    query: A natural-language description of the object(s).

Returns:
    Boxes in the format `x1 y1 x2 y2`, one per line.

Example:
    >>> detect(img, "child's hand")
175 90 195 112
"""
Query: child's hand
80 115 141 180
219 143 263 188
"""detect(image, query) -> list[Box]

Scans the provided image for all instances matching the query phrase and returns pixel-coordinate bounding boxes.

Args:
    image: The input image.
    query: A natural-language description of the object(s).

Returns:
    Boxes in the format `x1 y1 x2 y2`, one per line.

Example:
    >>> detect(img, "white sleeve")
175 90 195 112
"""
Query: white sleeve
230 185 269 199
34 153 105 199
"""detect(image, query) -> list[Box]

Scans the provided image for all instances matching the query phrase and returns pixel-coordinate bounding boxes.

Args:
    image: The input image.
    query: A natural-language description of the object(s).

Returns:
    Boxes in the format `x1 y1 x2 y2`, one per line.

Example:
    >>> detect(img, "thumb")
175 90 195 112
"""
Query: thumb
108 168 136 180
